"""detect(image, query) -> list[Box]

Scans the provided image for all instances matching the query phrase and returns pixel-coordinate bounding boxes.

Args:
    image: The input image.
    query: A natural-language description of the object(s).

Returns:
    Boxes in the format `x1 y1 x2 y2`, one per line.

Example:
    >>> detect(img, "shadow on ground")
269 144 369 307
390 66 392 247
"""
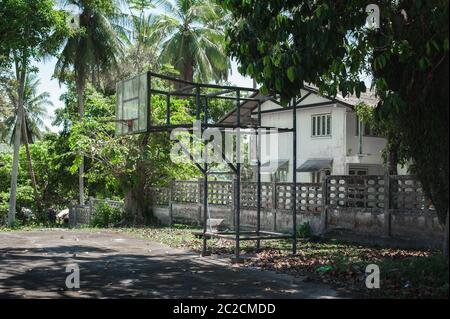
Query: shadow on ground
0 230 341 299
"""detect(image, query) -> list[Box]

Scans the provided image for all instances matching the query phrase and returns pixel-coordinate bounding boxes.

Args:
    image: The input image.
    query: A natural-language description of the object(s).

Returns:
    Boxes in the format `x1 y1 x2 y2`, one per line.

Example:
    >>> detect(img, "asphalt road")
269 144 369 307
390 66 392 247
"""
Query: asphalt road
0 229 341 298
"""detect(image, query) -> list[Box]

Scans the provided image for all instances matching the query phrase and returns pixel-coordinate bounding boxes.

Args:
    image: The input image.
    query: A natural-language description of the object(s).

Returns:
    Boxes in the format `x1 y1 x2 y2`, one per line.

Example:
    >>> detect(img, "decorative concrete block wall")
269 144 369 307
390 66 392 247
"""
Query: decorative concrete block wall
147 176 445 250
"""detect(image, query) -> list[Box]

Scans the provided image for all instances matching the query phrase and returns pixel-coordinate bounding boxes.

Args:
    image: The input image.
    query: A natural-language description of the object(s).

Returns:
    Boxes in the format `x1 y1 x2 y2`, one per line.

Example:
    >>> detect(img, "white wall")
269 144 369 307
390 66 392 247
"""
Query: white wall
345 110 387 175
254 92 396 182
258 99 348 182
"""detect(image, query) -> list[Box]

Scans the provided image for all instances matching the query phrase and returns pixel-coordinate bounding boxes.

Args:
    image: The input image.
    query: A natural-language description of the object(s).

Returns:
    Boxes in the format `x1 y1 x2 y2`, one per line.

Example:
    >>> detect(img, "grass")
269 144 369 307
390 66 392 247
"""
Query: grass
1 223 448 298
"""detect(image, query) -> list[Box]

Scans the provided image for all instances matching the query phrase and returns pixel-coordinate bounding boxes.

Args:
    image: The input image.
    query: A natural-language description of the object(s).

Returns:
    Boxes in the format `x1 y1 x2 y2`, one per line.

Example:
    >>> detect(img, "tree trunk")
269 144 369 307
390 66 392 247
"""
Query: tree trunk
388 143 399 175
123 134 151 225
124 185 145 225
76 81 85 205
22 118 42 215
8 105 22 226
8 58 26 226
124 159 148 225
183 59 194 83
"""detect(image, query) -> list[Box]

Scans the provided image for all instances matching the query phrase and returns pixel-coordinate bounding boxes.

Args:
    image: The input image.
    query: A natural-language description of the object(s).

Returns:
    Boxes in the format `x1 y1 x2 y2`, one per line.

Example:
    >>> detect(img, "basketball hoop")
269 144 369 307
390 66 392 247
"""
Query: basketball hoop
115 73 148 136
127 119 133 131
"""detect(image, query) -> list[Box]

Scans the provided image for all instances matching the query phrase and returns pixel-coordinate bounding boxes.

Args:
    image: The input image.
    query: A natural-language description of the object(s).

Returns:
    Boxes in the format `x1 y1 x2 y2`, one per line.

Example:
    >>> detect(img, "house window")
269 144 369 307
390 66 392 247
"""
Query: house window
312 114 331 137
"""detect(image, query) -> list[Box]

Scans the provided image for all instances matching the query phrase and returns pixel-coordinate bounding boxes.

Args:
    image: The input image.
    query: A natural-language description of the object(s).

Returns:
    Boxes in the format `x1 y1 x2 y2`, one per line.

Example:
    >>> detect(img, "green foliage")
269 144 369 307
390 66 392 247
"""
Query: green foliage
221 0 449 225
1 72 51 145
0 184 35 223
0 202 7 225
154 0 230 82
90 201 123 228
297 222 312 238
66 84 198 191
0 0 68 67
0 132 79 216
221 0 370 103
54 0 125 89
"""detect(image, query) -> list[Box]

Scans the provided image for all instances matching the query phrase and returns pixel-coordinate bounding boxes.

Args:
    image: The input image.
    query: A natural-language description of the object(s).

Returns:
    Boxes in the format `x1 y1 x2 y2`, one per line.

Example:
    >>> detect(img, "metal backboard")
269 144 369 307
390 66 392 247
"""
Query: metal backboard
115 73 148 136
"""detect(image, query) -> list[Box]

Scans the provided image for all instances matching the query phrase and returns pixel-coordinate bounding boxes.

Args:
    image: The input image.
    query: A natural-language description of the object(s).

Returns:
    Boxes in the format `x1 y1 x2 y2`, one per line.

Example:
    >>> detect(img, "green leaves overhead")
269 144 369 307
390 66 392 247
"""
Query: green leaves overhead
222 0 369 99
54 0 125 88
220 0 449 228
287 67 295 82
154 0 230 83
0 0 69 68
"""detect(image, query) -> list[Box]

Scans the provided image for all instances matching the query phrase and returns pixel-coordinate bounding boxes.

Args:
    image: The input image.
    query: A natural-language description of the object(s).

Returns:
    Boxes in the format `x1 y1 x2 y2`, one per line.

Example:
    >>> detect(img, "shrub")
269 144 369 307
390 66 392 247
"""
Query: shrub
0 186 36 225
0 203 7 225
297 222 313 238
90 201 123 228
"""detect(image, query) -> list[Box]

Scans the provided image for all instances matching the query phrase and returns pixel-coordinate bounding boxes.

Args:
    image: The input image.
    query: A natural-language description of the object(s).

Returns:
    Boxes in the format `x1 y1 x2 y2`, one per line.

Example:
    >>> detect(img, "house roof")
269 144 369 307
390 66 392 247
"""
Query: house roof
219 85 379 124
260 159 289 173
297 158 333 172
217 92 275 125
311 86 379 108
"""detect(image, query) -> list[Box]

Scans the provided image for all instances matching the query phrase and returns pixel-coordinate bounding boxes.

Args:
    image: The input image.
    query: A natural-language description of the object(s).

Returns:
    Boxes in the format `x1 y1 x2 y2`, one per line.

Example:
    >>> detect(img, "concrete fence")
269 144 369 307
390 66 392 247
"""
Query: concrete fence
67 176 444 249
147 175 445 250
69 197 124 227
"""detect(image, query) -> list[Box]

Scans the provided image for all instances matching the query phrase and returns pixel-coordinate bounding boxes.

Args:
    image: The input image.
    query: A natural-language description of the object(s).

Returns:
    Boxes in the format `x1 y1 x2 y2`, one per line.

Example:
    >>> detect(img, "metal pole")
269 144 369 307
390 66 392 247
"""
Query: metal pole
235 90 241 261
202 96 209 256
256 101 262 250
202 163 208 255
166 94 171 126
169 181 174 228
292 98 298 255
196 86 201 121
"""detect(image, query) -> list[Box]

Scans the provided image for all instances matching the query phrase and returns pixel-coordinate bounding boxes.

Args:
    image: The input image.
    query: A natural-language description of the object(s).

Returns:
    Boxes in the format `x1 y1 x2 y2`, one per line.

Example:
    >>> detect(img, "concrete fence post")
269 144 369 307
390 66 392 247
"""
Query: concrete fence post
88 197 93 225
272 180 277 231
68 201 73 227
384 174 391 237
73 202 77 228
169 181 174 227
197 178 203 226
322 177 328 234
231 178 237 229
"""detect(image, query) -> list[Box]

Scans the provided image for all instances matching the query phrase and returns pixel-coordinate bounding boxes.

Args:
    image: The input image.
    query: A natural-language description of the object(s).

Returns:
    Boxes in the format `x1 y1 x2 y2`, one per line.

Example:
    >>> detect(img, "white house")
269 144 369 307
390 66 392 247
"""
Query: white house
221 86 407 183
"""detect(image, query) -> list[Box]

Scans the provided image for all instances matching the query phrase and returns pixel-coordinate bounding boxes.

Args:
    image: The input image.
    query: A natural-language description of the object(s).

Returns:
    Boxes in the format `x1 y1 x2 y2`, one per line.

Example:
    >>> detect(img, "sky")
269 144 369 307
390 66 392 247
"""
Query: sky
34 58 253 132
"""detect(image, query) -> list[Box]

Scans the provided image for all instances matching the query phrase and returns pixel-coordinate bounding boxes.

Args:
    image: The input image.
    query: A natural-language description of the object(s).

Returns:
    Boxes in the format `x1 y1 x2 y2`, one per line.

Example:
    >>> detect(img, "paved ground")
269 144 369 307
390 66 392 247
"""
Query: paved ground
0 229 342 298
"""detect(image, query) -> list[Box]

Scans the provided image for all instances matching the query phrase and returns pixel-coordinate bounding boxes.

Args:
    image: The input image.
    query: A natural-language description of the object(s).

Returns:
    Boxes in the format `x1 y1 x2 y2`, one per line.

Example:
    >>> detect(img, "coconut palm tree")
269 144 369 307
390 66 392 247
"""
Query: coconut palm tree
54 0 126 204
153 0 230 83
3 73 51 212
117 0 160 76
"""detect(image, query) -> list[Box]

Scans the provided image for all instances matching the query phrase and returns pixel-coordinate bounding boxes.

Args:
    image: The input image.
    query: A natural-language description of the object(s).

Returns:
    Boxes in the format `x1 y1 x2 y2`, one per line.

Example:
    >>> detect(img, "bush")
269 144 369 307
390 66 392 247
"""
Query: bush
0 186 36 226
297 222 313 238
90 201 123 228
0 203 7 225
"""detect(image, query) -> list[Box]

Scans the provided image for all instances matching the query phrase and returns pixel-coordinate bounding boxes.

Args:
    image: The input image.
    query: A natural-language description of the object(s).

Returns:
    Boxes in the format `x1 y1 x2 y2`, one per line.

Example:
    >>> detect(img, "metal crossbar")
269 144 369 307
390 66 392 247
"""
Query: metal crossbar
114 71 299 261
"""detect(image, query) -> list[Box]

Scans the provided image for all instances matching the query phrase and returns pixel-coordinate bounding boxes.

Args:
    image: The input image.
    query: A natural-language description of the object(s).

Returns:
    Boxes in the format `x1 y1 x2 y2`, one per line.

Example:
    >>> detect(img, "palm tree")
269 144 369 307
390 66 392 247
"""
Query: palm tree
117 0 159 76
154 0 230 83
4 73 51 213
54 0 125 204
